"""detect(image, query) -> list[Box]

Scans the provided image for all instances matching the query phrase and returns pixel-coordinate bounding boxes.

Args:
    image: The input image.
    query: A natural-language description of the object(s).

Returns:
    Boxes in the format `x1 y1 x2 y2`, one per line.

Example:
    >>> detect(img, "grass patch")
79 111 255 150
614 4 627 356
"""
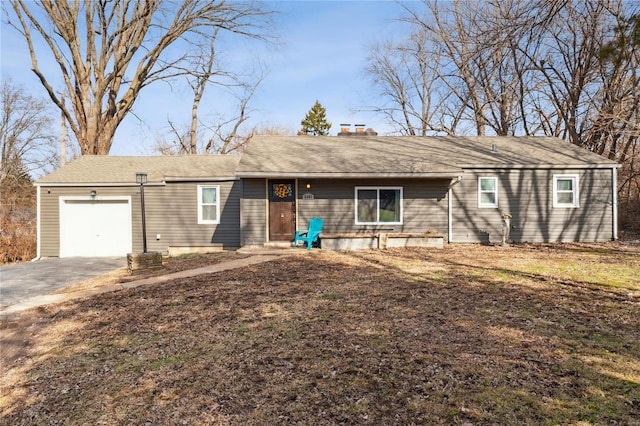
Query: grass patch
523 260 640 288
319 292 342 300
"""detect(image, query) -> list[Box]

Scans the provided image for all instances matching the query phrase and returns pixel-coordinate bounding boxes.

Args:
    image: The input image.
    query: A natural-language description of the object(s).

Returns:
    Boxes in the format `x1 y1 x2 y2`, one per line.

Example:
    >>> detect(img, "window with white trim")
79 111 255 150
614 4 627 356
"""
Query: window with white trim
198 185 220 224
553 175 579 208
355 187 403 225
478 177 498 208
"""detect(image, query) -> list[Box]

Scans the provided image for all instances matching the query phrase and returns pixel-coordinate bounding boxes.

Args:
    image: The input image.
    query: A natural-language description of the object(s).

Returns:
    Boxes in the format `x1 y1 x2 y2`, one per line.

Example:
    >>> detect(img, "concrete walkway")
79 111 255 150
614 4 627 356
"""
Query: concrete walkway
0 254 282 317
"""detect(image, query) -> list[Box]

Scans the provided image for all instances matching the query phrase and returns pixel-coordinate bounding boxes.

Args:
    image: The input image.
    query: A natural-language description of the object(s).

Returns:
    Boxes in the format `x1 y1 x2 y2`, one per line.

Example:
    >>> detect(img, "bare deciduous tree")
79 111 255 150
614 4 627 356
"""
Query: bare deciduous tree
6 0 272 155
367 0 639 232
207 76 263 154
252 124 296 136
0 79 57 182
368 0 541 137
0 79 56 263
153 69 266 156
366 30 458 136
368 0 636 151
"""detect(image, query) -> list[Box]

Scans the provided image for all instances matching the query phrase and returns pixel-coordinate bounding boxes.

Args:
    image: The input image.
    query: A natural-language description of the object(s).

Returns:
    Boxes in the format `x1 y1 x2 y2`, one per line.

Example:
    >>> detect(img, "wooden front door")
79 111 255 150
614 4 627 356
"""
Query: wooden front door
269 180 296 241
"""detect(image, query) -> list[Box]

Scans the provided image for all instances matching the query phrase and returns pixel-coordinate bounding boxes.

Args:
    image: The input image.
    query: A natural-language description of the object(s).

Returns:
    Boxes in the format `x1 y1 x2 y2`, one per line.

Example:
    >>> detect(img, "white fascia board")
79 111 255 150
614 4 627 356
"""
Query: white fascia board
34 182 166 187
236 172 463 179
164 176 240 182
460 164 619 170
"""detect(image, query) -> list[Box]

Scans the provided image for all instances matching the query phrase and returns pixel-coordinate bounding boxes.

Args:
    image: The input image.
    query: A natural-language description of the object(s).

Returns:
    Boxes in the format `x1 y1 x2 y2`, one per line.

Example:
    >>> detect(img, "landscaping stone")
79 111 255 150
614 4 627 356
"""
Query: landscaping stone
127 251 163 273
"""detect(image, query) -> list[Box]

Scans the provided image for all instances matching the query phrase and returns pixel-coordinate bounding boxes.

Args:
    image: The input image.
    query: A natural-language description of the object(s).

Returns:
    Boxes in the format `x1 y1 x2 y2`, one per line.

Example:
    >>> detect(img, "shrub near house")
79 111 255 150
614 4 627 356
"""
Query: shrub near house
1 177 36 263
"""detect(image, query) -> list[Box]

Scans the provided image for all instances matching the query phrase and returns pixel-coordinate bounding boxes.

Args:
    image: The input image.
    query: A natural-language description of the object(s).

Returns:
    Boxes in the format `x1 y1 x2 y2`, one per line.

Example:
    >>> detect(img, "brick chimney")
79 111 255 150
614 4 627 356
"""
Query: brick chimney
337 124 377 137
338 124 352 136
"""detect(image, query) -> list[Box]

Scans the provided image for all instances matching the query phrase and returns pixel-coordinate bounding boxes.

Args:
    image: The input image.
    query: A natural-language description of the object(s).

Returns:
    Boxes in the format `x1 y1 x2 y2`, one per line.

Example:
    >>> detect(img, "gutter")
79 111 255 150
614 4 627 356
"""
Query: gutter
164 176 239 182
34 182 166 187
34 177 240 186
459 164 620 170
448 176 463 243
33 185 41 261
236 172 463 179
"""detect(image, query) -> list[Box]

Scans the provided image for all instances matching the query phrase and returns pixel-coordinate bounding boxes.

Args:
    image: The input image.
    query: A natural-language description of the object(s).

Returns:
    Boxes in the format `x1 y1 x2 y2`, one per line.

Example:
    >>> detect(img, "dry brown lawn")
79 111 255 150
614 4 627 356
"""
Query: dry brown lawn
1 243 639 425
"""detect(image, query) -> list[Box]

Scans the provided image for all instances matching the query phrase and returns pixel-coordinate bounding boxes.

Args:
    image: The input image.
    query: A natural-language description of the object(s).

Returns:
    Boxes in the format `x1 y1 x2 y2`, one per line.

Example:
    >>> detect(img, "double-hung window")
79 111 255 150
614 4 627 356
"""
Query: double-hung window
198 185 220 224
553 175 579 208
355 187 402 225
478 177 498 208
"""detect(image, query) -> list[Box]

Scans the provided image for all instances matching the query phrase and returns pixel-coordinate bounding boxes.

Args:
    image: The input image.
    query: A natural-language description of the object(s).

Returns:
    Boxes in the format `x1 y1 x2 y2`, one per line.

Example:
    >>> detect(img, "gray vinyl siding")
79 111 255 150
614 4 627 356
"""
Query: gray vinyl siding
38 185 139 257
297 178 450 236
143 180 241 251
240 178 267 245
451 168 614 243
39 186 59 257
39 180 241 257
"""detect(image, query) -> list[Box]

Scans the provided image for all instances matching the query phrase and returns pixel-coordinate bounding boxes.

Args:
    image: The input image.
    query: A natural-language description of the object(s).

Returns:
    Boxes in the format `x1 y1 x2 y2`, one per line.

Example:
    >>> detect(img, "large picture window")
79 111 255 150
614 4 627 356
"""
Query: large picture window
198 185 220 224
478 177 499 208
553 175 579 208
355 187 402 225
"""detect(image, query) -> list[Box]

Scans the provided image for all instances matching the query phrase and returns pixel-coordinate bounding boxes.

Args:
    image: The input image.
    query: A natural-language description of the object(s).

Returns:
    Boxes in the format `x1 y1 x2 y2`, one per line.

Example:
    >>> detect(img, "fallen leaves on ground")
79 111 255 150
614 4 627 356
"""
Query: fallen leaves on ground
1 243 639 425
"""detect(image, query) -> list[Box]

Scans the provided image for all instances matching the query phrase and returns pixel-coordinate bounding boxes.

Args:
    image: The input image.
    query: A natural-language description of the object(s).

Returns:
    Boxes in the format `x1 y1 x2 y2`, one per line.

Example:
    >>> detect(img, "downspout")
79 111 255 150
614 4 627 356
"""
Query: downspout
294 179 299 231
612 167 618 241
448 176 463 243
32 185 41 261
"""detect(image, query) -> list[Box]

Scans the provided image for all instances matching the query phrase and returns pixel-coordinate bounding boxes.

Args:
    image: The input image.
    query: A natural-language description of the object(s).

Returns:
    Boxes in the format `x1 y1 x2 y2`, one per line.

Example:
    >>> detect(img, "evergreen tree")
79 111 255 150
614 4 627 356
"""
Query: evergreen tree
599 13 640 65
300 100 331 136
1 155 33 186
0 155 34 207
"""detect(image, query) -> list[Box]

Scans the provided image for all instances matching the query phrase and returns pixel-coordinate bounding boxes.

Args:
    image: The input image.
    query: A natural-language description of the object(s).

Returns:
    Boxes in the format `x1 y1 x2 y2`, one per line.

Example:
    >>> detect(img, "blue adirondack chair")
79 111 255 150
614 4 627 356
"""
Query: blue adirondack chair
293 217 324 250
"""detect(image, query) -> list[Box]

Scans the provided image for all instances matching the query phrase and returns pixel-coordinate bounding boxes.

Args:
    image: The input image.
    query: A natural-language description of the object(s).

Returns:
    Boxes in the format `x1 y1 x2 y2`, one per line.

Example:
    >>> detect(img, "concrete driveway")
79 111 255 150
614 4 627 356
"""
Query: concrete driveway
0 257 127 309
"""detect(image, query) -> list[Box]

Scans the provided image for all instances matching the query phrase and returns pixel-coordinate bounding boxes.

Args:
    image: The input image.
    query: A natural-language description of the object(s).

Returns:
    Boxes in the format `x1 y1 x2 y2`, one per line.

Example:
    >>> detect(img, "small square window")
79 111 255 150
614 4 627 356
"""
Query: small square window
198 185 220 224
478 177 498 208
553 175 579 208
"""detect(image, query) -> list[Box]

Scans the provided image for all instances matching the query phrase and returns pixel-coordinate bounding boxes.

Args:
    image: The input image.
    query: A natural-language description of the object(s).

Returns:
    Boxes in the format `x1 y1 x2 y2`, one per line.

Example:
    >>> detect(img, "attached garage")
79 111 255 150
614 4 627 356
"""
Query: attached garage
59 196 132 257
36 155 242 258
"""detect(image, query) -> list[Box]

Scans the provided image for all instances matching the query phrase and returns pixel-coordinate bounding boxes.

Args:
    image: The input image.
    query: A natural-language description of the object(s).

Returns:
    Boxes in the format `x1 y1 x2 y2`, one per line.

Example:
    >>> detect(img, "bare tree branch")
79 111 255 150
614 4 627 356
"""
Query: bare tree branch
7 0 273 155
0 79 57 181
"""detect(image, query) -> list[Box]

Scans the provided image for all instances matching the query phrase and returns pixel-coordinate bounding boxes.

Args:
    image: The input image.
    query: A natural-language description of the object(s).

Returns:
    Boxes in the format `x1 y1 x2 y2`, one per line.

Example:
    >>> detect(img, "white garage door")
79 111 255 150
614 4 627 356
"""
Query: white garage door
59 197 132 257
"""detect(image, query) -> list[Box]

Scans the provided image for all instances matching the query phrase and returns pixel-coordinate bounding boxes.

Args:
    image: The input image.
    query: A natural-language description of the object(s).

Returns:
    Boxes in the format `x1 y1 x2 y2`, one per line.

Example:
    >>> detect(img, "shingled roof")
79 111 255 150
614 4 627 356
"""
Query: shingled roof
236 135 617 178
36 155 241 184
36 136 617 184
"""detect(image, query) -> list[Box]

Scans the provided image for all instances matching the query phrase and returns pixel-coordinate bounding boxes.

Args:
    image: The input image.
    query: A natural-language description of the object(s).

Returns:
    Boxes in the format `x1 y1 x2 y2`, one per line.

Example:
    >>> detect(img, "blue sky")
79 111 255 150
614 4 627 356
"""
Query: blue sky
1 1 410 156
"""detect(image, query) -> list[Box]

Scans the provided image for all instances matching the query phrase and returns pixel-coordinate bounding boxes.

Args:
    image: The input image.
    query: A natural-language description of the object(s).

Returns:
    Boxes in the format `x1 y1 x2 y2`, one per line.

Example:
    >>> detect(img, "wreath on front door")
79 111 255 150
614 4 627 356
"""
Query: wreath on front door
274 184 292 199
